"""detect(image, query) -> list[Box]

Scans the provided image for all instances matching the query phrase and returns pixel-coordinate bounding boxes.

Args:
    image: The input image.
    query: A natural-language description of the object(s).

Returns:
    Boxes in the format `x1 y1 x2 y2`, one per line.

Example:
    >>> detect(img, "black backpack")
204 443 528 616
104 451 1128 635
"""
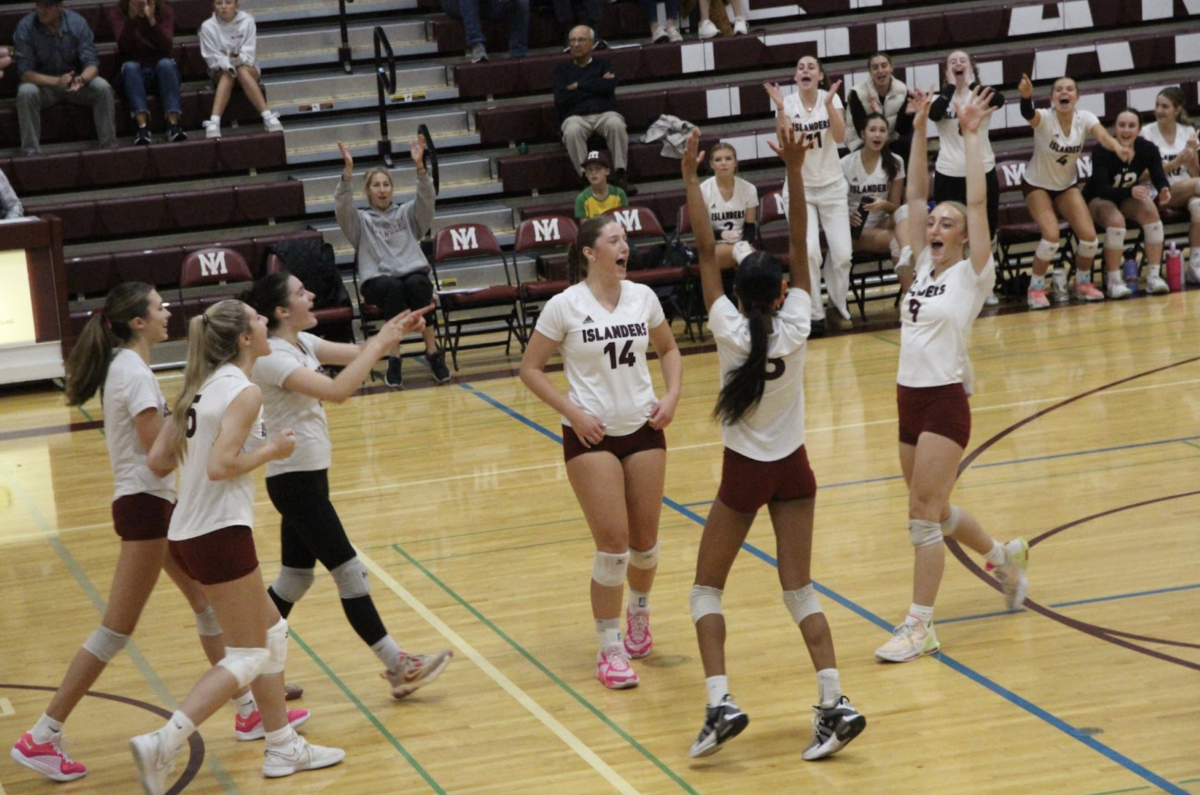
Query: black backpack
264 238 349 310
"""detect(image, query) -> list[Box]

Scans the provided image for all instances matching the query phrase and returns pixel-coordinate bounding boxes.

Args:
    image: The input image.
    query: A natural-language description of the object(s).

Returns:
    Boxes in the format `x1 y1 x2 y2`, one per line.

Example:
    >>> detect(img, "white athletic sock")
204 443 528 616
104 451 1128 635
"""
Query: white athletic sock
627 589 650 612
1075 270 1092 284
372 635 403 670
1148 264 1162 280
595 618 620 650
31 714 63 744
1105 268 1123 286
1030 274 1046 290
816 668 842 708
1191 250 1200 269
231 691 257 718
906 603 934 627
706 675 729 708
209 114 220 124
161 710 195 753
983 541 1006 568
261 109 274 119
264 725 296 750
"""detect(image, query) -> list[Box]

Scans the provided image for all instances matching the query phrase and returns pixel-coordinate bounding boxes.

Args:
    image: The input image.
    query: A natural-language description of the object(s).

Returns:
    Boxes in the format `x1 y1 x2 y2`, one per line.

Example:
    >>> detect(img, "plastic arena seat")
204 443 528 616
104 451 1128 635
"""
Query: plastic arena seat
167 187 235 229
15 152 80 193
80 146 149 187
96 193 168 237
514 215 577 330
235 181 306 222
150 138 217 179
217 133 288 172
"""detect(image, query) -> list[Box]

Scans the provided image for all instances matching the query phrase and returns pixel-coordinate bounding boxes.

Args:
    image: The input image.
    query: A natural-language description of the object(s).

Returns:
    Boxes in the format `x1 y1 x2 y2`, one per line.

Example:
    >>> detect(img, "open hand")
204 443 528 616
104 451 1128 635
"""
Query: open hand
681 128 705 183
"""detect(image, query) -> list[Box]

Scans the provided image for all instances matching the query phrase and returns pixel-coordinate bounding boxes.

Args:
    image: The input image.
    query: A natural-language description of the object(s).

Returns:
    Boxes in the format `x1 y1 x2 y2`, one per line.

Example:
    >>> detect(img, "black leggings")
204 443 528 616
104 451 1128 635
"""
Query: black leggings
266 469 387 647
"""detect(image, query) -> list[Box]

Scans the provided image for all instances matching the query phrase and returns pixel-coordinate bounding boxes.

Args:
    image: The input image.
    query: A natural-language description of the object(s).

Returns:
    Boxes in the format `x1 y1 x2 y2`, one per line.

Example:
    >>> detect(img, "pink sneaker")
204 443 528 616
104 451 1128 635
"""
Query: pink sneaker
235 708 310 741
11 731 87 781
1026 288 1050 310
624 608 653 658
597 644 639 689
1073 281 1104 302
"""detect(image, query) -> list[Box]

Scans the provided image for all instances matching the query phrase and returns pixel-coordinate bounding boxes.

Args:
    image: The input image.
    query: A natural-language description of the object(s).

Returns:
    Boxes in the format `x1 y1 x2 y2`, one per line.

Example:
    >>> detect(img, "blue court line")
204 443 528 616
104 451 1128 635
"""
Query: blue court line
461 383 1191 795
973 435 1200 469
1050 583 1200 609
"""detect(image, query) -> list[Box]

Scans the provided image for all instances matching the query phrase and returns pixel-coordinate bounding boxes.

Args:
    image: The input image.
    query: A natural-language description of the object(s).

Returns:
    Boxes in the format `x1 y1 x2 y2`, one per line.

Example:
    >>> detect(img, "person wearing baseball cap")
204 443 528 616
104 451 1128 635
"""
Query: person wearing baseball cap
575 150 629 219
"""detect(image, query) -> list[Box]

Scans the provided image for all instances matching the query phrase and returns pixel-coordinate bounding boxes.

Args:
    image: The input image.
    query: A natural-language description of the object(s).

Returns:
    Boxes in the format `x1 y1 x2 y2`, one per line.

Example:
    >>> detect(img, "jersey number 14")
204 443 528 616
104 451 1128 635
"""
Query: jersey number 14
604 340 636 369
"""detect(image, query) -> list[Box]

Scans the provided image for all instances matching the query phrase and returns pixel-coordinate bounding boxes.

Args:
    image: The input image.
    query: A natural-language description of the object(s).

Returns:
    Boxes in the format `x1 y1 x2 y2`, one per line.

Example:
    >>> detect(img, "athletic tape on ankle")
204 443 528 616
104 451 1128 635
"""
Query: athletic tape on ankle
940 505 962 537
689 584 723 623
82 625 129 663
592 551 629 587
261 618 288 675
1075 238 1099 260
782 584 823 624
1103 227 1126 250
1142 221 1164 245
1035 238 1060 261
628 542 659 570
272 566 315 604
331 557 370 599
909 518 943 548
218 647 270 688
195 605 222 636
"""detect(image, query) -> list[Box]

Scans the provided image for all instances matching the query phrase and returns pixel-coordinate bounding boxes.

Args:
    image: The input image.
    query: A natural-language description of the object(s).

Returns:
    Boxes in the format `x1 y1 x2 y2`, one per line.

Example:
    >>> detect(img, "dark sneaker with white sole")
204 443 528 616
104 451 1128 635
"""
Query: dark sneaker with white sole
688 695 749 758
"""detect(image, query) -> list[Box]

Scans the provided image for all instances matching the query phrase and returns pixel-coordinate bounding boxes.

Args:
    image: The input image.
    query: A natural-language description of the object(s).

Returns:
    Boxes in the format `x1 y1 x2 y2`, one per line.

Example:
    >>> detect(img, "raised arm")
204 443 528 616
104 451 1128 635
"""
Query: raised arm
905 88 934 259
1018 74 1041 129
825 80 846 145
766 112 813 293
334 142 362 246
681 130 723 311
955 86 999 274
408 136 436 236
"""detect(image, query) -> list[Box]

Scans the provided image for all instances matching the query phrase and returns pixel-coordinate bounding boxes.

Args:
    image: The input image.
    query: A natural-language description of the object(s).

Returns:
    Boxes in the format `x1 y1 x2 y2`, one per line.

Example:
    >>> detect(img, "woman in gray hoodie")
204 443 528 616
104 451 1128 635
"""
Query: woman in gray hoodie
336 138 450 386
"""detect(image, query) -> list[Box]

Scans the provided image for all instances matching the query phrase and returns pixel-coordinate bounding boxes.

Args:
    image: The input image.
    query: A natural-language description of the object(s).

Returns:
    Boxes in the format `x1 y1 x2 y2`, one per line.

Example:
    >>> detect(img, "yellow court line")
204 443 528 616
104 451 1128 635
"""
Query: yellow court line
355 550 643 795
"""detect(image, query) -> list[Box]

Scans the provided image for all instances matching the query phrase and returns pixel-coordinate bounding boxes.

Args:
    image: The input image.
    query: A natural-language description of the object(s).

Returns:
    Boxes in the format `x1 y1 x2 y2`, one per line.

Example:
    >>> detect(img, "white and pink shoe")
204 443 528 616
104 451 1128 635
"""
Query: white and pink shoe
12 731 87 782
624 608 653 659
597 644 639 689
235 708 310 741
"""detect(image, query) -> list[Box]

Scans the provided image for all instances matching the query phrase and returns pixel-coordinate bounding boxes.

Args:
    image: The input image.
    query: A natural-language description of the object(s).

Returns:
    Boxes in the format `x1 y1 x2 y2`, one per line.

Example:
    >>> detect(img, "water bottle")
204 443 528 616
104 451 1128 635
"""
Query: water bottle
850 197 870 240
1165 241 1183 292
1122 254 1139 294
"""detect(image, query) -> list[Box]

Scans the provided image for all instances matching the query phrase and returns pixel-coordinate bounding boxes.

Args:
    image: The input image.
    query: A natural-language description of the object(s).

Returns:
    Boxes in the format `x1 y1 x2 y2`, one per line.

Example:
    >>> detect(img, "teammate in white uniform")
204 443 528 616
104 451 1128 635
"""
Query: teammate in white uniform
1141 87 1200 281
766 55 852 333
136 300 344 795
874 87 1030 665
1017 73 1133 308
700 141 759 271
520 216 682 690
11 284 281 783
246 273 452 700
841 112 907 285
681 121 866 761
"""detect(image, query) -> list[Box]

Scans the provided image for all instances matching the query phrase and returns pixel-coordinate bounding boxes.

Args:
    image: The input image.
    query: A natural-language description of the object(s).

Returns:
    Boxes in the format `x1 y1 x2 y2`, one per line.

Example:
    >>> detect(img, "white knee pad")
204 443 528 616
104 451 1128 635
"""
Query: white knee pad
1103 227 1126 251
272 566 315 604
1075 238 1099 260
1035 238 1060 261
331 557 370 600
259 617 289 676
940 505 962 538
909 518 943 548
689 584 724 623
217 647 270 689
592 551 629 587
782 584 823 625
1143 220 1164 245
1189 196 1200 221
83 625 129 663
628 542 659 570
195 606 222 637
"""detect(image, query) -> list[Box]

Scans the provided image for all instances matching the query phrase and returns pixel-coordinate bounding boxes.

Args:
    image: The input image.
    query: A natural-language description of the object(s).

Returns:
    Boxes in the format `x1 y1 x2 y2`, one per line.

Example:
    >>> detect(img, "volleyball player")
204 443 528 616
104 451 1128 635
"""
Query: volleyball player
874 86 1030 664
1140 87 1200 282
1017 73 1133 308
244 273 453 699
519 217 682 689
765 55 851 335
1083 109 1171 297
700 141 760 271
134 301 343 795
841 112 909 288
681 119 866 760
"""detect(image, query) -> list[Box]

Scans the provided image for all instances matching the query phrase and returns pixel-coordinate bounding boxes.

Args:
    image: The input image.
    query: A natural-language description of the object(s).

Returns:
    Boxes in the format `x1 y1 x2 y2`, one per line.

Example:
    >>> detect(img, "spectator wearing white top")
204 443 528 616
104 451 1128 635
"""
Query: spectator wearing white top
844 52 912 162
699 141 759 271
1140 87 1200 282
198 0 282 138
841 112 909 288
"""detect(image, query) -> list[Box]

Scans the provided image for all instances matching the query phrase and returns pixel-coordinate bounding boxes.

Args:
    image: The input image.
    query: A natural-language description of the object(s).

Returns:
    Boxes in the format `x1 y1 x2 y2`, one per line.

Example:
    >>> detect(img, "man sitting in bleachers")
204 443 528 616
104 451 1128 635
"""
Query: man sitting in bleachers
553 25 636 196
14 0 116 156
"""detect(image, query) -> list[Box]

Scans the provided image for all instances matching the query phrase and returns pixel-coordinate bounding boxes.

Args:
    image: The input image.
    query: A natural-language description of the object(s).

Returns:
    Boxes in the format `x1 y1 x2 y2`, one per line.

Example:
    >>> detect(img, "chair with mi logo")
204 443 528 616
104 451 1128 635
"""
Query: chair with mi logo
515 215 577 337
602 205 696 339
180 247 255 324
432 223 525 370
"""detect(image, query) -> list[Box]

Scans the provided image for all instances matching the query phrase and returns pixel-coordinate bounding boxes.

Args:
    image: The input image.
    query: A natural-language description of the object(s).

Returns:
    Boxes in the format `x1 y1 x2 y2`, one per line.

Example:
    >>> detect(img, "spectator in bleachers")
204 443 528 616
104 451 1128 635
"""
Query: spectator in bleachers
841 113 908 287
14 0 117 156
108 0 187 145
766 55 851 335
696 0 748 38
335 140 451 387
0 45 12 78
844 52 911 163
552 2 604 51
1084 109 1171 298
641 0 681 43
554 26 637 196
199 0 282 138
1141 87 1200 283
1016 73 1132 308
0 170 23 219
575 150 628 219
700 141 758 270
441 0 529 64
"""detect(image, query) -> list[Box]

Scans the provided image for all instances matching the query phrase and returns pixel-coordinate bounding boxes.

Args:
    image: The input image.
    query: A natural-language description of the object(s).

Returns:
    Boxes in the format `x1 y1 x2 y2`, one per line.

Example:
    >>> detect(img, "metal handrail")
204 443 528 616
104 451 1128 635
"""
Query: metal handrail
337 0 354 74
373 26 397 167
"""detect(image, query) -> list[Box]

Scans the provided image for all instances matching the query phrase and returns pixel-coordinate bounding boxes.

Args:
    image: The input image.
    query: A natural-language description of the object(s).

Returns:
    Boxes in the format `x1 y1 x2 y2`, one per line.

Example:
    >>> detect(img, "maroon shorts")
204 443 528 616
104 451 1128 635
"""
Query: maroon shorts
169 526 259 585
111 493 174 541
562 422 666 463
897 383 971 449
1021 179 1076 203
717 444 817 515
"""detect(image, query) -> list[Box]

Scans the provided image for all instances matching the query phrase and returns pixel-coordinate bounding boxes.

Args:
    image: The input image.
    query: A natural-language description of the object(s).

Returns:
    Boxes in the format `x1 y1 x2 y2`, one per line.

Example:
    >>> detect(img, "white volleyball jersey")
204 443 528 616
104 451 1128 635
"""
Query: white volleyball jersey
782 89 845 193
1140 122 1198 185
169 364 266 541
534 281 666 437
103 348 176 503
841 149 905 228
935 91 998 177
1024 108 1099 191
700 176 759 242
252 332 332 477
707 289 811 461
898 249 996 395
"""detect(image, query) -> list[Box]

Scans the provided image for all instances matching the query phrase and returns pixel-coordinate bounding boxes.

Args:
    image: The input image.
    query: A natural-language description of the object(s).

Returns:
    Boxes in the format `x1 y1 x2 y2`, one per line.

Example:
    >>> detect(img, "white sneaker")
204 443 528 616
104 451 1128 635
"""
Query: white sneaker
262 735 345 779
1186 262 1200 286
1050 272 1070 303
874 621 939 662
992 538 1030 610
984 293 999 306
203 119 221 139
383 649 453 699
697 19 720 38
649 23 668 44
129 730 179 795
1106 281 1132 300
733 17 748 35
665 25 683 42
262 111 284 133
1147 274 1170 294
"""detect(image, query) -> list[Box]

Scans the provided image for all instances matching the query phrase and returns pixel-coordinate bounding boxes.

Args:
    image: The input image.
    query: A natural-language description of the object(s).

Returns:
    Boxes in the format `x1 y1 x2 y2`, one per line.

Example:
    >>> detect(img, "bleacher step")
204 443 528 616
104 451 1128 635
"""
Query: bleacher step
301 156 499 213
264 66 456 115
284 111 478 164
253 0 418 24
257 21 435 69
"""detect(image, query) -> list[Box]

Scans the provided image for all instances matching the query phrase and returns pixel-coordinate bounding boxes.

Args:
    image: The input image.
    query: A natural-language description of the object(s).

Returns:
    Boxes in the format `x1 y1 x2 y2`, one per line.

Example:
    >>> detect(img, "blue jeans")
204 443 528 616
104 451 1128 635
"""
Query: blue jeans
640 0 679 22
553 0 602 28
441 0 529 56
119 58 182 118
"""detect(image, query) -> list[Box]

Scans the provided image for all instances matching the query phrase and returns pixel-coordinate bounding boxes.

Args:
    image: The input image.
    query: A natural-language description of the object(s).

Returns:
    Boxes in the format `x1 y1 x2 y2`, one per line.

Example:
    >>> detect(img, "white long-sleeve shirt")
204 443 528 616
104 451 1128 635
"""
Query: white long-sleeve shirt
199 10 257 75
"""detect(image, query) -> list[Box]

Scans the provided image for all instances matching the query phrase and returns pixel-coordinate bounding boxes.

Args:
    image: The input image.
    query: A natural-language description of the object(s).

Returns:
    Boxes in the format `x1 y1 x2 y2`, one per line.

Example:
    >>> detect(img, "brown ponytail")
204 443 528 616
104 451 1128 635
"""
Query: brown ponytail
64 282 154 406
